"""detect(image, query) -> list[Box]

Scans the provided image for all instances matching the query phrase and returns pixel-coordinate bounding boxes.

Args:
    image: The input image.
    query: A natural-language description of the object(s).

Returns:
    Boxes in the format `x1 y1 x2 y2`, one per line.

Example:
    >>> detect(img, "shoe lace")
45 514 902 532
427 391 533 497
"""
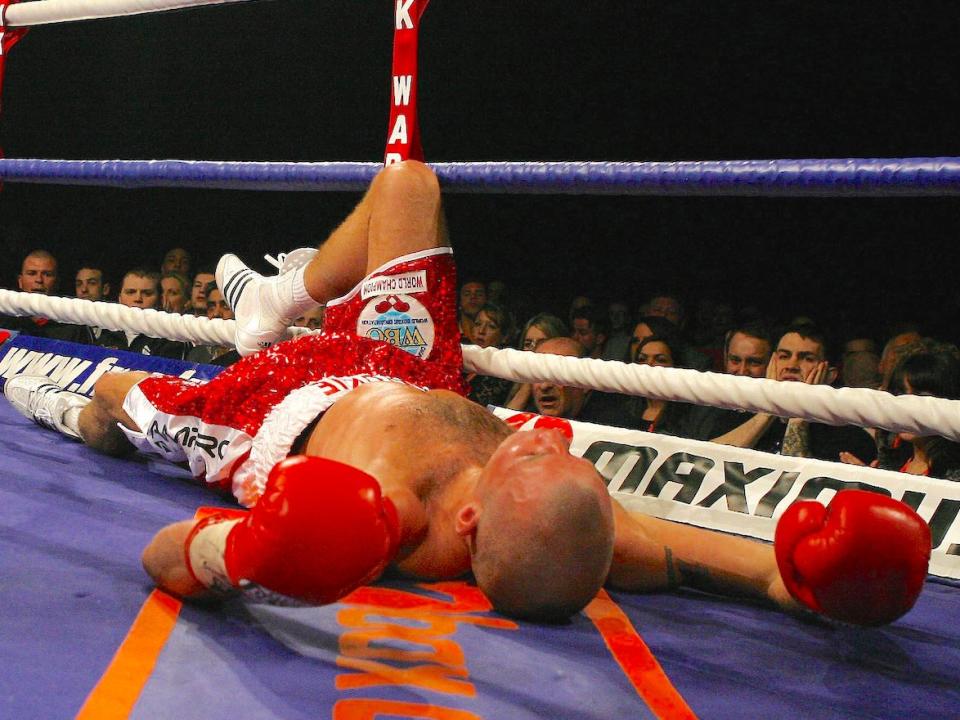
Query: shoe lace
263 252 286 271
264 248 318 275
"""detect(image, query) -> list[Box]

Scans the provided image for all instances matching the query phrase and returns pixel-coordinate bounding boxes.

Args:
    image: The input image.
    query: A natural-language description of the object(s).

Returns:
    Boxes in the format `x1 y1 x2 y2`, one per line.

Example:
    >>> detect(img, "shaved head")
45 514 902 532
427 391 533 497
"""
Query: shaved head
464 429 614 621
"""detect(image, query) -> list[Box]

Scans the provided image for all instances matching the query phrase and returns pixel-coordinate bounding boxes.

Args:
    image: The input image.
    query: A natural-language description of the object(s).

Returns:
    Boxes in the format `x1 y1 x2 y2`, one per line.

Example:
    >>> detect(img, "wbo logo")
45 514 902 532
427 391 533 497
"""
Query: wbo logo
357 294 435 359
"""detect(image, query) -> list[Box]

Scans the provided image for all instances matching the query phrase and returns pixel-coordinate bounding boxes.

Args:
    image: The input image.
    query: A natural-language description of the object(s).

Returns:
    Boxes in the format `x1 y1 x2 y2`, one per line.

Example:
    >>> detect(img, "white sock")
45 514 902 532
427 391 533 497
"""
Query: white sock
62 405 84 437
272 265 318 319
290 266 317 312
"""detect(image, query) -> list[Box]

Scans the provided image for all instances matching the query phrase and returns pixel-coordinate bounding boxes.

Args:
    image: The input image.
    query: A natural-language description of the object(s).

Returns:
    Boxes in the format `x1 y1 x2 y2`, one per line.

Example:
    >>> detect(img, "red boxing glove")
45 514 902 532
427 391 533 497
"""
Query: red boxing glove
186 455 400 604
775 490 931 626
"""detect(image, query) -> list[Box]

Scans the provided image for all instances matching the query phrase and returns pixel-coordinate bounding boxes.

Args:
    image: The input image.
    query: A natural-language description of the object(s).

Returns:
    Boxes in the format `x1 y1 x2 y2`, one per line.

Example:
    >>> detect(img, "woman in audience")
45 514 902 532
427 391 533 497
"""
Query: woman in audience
627 315 677 362
466 302 517 407
518 312 568 352
160 271 190 314
503 313 568 409
621 333 689 434
884 343 960 480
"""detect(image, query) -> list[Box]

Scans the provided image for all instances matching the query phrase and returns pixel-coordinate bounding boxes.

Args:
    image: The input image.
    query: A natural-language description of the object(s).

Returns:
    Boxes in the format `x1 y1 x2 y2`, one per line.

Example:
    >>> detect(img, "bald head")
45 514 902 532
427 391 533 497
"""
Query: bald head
532 337 589 419
466 430 614 621
537 336 586 359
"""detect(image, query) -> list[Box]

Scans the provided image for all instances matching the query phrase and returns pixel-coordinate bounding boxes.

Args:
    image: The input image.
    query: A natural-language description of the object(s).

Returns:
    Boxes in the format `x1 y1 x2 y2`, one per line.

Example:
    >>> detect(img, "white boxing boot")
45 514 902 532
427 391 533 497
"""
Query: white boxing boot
3 375 89 440
216 250 318 356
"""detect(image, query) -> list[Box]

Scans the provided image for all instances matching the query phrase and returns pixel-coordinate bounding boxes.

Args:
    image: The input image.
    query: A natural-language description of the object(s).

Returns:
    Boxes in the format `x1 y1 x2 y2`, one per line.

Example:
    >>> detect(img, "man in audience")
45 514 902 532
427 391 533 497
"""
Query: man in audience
530 337 591 420
570 306 608 359
567 295 594 327
119 268 160 310
75 264 110 302
160 247 192 278
530 337 634 427
189 268 217 316
17 249 58 296
72 262 113 344
641 292 685 330
689 322 876 463
680 320 774 442
458 278 486 340
94 268 187 358
602 300 632 362
841 336 882 389
2 249 80 341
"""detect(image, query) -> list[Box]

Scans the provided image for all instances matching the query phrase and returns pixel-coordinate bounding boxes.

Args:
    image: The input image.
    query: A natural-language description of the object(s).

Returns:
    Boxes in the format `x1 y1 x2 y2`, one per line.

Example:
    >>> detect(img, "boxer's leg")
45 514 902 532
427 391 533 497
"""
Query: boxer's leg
304 159 446 301
218 160 446 355
78 371 150 456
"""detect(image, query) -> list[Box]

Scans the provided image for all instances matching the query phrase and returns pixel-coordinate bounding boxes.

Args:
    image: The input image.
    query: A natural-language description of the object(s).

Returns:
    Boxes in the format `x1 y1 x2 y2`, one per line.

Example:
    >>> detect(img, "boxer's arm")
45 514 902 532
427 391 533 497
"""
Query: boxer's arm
142 520 214 599
607 501 797 611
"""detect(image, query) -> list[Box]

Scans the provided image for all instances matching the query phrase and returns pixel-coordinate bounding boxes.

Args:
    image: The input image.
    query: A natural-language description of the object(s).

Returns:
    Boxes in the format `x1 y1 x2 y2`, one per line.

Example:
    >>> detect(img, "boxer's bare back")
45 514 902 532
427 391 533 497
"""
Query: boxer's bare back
303 382 512 580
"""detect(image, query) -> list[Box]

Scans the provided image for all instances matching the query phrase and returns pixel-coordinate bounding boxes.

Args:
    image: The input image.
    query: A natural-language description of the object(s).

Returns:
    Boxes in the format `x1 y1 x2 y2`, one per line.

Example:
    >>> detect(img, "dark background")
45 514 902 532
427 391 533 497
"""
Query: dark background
2 1 959 338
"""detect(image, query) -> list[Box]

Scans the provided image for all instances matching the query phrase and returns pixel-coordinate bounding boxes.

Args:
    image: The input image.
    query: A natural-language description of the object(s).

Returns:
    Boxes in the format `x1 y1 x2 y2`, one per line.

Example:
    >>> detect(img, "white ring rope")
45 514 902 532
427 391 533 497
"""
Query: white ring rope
3 0 254 27
464 346 960 443
4 287 960 442
0 288 235 346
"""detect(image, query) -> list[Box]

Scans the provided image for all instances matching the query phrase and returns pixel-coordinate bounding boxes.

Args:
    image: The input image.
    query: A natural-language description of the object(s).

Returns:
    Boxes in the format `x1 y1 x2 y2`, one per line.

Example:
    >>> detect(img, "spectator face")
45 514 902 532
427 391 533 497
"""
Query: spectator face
532 338 588 419
161 248 191 276
206 288 234 320
191 272 216 313
879 331 922 380
119 274 159 309
842 338 881 389
568 295 593 320
75 268 108 301
459 282 486 318
645 296 683 327
294 306 325 330
725 332 771 378
635 340 674 368
522 324 549 351
18 255 57 294
161 277 187 313
628 322 654 361
773 332 825 382
571 318 603 354
608 302 628 332
472 309 504 349
487 279 507 304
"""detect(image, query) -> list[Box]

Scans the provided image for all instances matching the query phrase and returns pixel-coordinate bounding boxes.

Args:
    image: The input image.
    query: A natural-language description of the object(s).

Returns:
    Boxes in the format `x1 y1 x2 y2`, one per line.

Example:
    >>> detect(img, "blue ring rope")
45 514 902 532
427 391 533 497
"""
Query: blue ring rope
2 157 960 195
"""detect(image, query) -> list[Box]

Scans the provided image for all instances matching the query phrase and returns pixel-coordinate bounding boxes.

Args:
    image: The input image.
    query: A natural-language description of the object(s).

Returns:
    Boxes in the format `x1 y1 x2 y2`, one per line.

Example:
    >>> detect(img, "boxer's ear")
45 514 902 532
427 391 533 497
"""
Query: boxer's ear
455 502 481 537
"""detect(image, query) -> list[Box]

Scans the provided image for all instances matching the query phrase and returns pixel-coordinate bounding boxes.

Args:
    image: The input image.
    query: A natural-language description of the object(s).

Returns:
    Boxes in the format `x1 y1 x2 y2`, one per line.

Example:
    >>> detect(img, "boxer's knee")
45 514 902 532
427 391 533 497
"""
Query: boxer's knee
80 371 149 455
78 399 135 456
92 370 149 408
373 160 440 209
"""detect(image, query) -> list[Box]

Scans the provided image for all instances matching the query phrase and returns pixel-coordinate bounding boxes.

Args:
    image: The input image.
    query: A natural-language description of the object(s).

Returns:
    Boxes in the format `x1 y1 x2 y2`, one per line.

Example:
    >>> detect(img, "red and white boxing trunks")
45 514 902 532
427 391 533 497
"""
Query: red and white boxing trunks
121 247 465 506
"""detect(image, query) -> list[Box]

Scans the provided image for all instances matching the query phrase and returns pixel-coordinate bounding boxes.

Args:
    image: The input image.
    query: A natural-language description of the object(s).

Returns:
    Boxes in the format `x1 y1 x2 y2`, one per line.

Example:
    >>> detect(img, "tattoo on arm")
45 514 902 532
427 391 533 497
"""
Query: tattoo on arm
664 548 725 594
675 559 726 595
664 547 679 590
781 418 812 458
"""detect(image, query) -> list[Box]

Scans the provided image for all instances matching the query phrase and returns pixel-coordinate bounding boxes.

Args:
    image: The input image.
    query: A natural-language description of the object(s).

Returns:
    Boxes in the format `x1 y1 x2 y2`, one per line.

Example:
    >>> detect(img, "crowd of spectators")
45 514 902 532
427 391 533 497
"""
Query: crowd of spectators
454 277 960 483
3 247 959 481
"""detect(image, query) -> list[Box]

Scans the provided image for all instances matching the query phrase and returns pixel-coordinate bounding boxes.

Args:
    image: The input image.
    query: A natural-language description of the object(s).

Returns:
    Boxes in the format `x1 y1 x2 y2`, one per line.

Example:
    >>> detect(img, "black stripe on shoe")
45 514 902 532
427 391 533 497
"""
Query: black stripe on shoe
222 270 254 310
